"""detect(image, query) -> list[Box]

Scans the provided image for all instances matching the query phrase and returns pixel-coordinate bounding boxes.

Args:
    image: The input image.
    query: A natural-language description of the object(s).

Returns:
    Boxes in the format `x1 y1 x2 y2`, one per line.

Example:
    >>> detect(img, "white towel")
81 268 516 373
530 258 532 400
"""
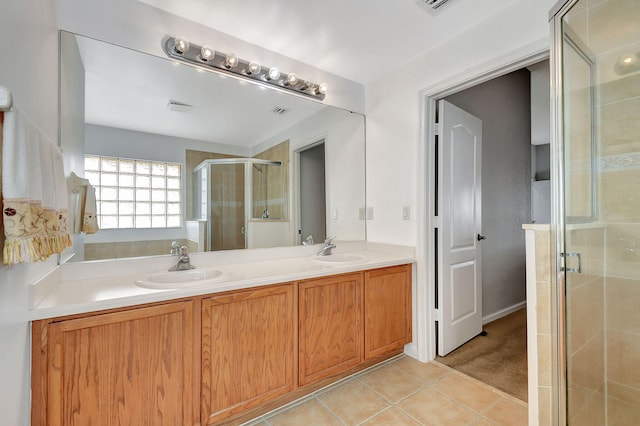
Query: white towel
82 183 99 234
2 107 72 264
68 172 98 234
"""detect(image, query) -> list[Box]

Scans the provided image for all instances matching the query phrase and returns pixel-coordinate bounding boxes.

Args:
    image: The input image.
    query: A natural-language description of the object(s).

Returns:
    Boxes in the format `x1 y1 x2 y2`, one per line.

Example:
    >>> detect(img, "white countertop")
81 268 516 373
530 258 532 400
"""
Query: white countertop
30 241 415 320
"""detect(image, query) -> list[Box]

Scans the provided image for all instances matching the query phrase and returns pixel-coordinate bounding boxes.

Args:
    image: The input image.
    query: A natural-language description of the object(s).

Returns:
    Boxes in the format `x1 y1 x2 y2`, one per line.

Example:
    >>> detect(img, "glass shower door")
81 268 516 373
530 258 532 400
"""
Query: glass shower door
209 162 246 251
554 0 640 423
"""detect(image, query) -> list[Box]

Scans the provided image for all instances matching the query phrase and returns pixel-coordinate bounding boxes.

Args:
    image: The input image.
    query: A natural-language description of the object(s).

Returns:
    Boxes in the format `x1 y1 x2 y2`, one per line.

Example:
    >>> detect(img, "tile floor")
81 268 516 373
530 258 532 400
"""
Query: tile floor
243 355 528 426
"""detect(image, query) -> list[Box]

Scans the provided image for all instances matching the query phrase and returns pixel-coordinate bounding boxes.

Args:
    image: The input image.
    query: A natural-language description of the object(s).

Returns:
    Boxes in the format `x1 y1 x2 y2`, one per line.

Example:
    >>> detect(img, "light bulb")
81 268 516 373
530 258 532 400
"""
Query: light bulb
173 37 190 54
267 67 281 80
246 61 261 75
621 54 637 66
200 45 215 61
225 53 238 68
317 82 328 95
285 73 299 86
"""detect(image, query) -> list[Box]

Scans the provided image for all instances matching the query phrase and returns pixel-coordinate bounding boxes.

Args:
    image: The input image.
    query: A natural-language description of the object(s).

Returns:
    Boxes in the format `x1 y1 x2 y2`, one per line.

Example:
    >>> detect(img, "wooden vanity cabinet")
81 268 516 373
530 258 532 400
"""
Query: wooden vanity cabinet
364 264 412 359
33 301 198 426
32 264 412 425
298 273 363 386
201 284 295 424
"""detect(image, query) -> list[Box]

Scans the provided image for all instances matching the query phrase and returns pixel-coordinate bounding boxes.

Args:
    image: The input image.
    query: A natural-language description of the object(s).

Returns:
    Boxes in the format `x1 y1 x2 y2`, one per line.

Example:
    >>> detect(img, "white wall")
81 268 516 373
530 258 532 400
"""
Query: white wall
0 0 60 423
365 0 555 247
58 0 364 114
256 107 366 243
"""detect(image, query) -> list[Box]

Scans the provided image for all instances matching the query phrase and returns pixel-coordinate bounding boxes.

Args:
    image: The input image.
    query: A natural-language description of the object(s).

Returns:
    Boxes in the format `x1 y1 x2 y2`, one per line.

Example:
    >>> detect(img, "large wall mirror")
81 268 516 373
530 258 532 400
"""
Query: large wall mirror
60 31 366 262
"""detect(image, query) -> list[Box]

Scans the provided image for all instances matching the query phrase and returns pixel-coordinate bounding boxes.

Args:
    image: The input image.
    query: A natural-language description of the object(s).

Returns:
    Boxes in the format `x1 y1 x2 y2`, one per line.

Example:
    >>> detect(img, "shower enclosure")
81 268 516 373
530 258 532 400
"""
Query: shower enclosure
193 158 285 251
551 0 640 423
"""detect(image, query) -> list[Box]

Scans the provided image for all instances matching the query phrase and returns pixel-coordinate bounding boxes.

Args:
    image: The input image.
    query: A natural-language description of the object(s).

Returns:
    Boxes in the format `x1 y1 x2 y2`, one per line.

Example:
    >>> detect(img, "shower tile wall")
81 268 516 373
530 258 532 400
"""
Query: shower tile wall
84 239 198 260
253 140 289 220
565 0 640 422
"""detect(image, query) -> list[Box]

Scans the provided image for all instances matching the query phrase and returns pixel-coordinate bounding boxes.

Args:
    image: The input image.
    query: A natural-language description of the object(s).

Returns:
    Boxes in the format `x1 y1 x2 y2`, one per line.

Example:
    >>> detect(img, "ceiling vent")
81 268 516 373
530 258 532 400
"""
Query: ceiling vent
424 0 451 9
167 100 193 112
272 106 288 114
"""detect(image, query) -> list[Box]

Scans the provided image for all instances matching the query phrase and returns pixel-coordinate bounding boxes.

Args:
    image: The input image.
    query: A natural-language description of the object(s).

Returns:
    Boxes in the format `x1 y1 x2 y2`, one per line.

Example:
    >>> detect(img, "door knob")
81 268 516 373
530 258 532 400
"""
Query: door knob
477 234 486 241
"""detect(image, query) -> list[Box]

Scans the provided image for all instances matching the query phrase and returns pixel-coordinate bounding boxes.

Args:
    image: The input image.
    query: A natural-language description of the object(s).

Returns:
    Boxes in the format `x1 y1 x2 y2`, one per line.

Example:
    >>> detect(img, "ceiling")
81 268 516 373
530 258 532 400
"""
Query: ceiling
137 0 521 84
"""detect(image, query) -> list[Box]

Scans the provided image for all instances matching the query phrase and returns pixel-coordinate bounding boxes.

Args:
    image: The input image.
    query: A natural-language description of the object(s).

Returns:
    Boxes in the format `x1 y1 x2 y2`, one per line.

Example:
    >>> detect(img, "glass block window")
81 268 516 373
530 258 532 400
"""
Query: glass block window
84 155 182 229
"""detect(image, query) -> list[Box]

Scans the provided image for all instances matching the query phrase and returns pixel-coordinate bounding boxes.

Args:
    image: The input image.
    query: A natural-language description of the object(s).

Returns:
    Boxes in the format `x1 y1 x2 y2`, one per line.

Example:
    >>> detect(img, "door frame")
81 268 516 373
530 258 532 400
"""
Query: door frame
416 45 549 362
293 137 327 245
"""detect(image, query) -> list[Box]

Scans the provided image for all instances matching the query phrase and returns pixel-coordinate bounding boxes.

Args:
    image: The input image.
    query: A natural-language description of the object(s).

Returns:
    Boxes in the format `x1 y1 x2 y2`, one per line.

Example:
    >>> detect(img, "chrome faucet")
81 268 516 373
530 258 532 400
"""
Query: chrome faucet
170 240 181 255
169 245 195 271
317 236 336 256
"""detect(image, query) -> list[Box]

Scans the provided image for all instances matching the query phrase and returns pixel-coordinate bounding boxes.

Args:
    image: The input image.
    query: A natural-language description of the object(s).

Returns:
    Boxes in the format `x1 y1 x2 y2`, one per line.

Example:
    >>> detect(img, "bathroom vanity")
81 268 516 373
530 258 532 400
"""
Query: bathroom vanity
30 242 414 425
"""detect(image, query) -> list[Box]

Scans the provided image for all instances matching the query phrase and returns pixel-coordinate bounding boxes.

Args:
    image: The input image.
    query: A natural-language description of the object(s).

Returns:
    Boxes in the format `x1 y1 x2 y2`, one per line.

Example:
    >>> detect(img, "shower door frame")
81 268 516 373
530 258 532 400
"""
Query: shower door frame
549 0 594 424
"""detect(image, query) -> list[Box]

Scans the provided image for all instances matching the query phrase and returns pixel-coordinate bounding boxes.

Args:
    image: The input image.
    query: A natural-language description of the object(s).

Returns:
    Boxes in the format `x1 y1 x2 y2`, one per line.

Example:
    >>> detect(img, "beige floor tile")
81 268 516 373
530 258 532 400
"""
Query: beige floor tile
361 407 421 426
432 373 502 413
267 398 342 426
483 398 528 426
358 364 424 403
469 417 499 425
399 387 477 425
318 380 388 425
391 357 451 385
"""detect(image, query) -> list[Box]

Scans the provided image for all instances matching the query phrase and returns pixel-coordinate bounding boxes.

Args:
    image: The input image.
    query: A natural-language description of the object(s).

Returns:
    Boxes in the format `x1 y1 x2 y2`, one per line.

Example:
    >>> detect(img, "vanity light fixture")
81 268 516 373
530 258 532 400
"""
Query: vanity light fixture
164 36 327 100
424 0 452 9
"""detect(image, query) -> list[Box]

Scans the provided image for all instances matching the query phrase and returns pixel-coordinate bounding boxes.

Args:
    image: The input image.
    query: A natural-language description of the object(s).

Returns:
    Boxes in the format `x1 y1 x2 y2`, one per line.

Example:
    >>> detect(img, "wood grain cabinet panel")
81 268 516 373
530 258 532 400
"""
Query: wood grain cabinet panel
364 265 412 359
201 284 295 424
298 273 363 386
44 301 197 426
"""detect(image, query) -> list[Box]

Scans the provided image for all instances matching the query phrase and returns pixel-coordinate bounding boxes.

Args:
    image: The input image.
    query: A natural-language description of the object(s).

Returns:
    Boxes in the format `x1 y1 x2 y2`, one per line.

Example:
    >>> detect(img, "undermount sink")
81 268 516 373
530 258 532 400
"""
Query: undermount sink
309 253 369 265
135 268 229 289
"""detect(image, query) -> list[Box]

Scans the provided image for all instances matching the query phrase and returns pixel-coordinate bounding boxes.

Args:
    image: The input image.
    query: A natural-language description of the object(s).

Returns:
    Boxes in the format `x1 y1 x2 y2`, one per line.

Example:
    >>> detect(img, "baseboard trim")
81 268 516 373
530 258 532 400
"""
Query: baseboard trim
482 301 526 325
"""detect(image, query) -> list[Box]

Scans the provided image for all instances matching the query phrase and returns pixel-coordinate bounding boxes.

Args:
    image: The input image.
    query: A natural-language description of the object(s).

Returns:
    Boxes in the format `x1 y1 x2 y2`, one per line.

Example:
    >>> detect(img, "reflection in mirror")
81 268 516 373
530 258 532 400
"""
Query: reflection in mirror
59 31 366 262
563 28 597 222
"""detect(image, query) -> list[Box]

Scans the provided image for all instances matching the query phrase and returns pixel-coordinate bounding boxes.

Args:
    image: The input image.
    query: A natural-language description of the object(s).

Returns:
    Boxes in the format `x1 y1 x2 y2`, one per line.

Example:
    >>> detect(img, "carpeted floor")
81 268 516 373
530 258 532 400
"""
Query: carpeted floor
436 308 528 402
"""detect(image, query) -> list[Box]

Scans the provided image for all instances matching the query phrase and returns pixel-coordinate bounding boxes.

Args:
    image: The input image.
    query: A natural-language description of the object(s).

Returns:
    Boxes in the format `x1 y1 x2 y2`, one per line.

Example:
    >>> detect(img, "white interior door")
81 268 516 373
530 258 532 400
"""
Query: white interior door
437 99 483 356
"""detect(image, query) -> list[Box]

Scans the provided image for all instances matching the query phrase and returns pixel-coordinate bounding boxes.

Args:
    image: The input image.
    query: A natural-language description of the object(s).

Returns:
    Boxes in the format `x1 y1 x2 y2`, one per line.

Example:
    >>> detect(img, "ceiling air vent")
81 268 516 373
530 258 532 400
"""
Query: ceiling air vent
167 100 193 112
272 106 288 115
424 0 451 9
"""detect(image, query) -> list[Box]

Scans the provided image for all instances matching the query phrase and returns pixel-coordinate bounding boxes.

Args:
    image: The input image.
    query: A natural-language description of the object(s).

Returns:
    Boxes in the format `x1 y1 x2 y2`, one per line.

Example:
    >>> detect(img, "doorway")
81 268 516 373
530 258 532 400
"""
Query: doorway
297 141 327 245
429 61 550 401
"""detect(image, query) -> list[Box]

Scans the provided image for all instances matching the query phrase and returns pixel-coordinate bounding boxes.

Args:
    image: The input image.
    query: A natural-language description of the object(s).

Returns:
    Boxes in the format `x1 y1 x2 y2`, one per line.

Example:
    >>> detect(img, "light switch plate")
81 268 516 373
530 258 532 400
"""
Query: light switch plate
332 209 339 220
366 207 374 220
402 206 411 220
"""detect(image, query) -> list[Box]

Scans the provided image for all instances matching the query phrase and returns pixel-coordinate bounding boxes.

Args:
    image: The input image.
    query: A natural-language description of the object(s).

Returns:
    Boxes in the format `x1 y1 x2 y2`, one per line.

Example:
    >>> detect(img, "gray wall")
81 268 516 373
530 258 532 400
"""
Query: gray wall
445 69 531 319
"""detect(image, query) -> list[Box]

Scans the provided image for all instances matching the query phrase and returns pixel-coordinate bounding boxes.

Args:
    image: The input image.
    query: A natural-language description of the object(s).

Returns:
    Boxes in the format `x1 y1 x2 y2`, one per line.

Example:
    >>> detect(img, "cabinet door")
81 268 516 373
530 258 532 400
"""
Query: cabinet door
201 284 295 424
46 301 197 426
364 265 412 359
298 273 363 386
